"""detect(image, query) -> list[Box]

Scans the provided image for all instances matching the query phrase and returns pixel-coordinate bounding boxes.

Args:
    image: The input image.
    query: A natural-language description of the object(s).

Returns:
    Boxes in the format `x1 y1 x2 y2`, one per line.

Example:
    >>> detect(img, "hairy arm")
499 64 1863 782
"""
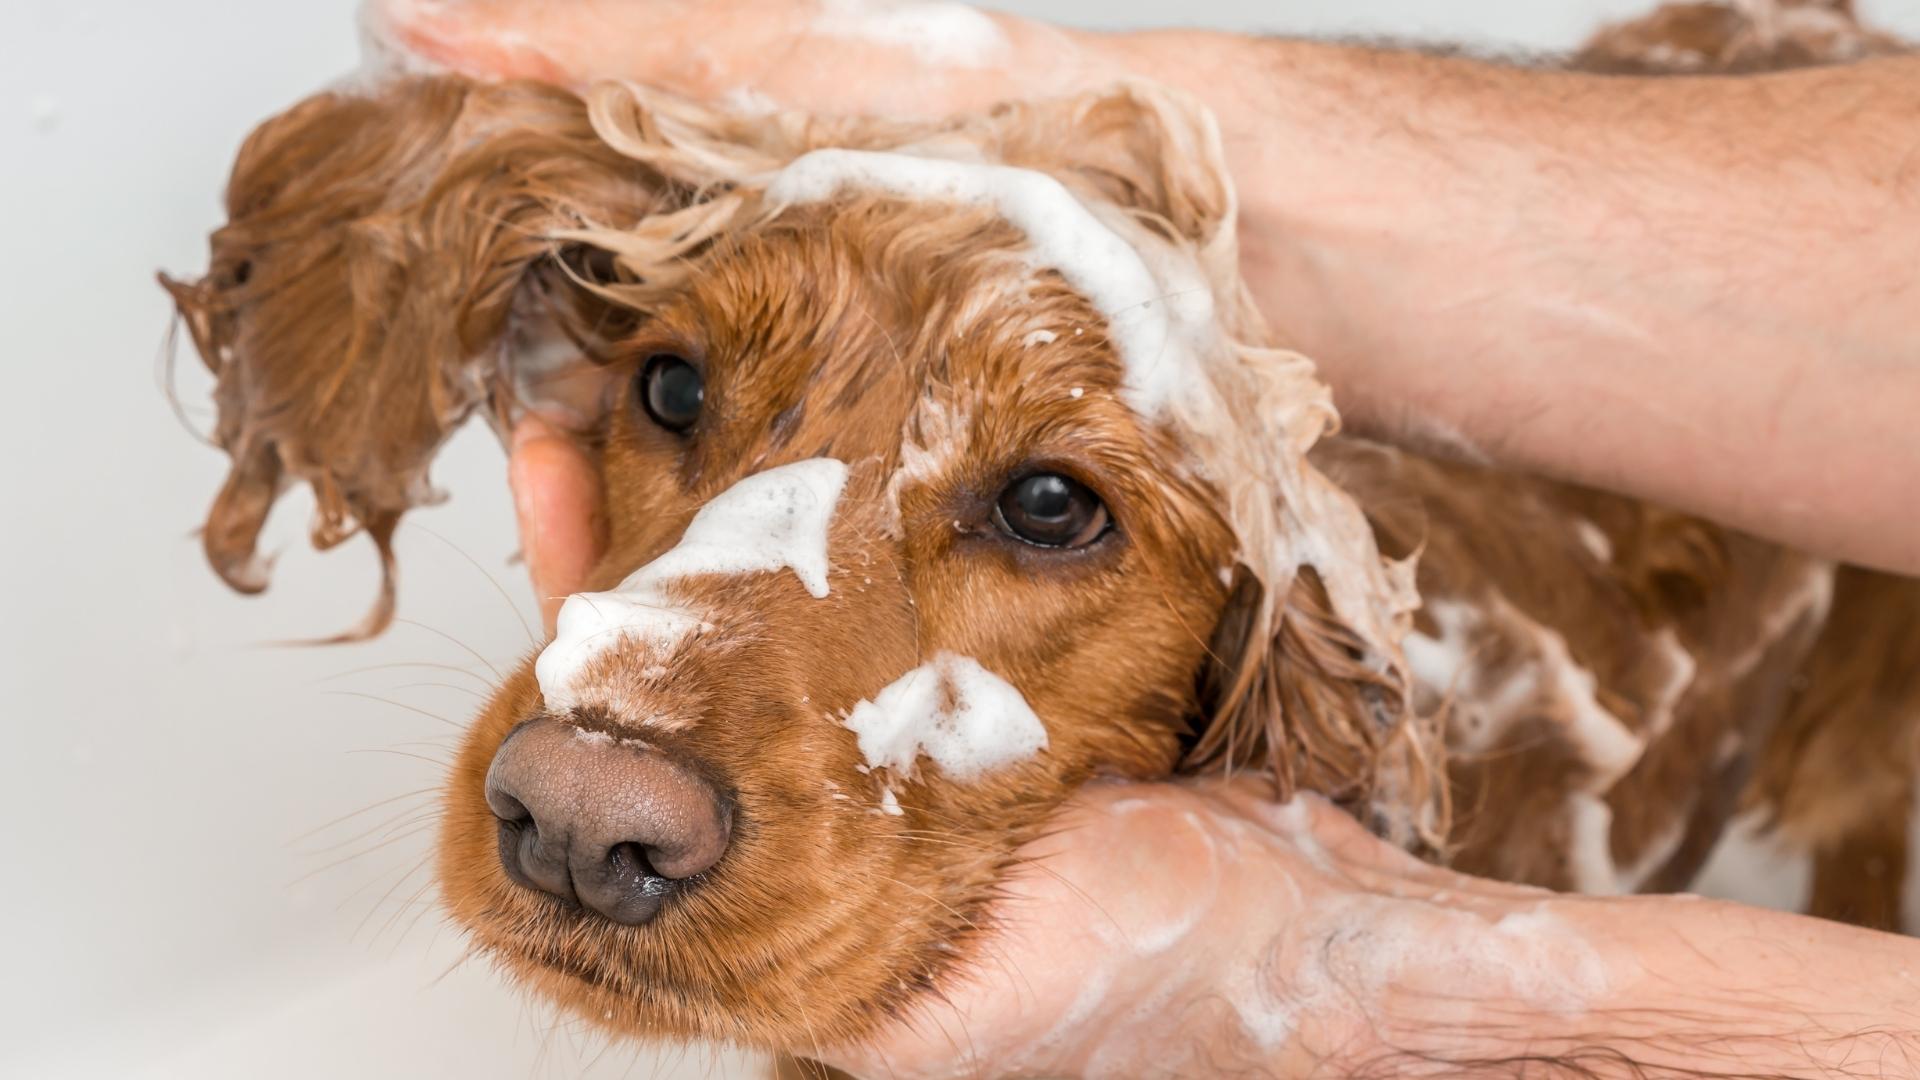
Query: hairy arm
807 781 1920 1078
383 0 1920 573
1129 36 1920 576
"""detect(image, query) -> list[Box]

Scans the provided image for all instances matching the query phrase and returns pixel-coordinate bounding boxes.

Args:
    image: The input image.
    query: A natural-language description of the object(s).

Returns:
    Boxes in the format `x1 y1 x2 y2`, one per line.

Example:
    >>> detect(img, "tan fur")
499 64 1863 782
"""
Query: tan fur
1574 0 1905 72
161 78 659 637
161 0 1920 1055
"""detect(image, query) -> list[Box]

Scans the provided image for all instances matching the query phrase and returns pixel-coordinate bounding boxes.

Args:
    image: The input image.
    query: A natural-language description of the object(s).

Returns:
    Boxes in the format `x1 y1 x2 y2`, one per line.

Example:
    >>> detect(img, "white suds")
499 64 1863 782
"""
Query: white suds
1641 629 1698 739
811 0 1010 68
842 653 1048 780
1573 519 1613 563
1535 627 1644 787
765 149 1214 418
1564 793 1623 895
877 786 904 816
536 459 848 710
1401 600 1477 700
1022 328 1058 348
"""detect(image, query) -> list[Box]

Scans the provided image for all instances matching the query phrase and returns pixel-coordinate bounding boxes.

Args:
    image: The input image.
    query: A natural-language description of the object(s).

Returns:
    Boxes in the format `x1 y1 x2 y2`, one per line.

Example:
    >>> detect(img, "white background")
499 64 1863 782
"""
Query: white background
4 2 1917 1078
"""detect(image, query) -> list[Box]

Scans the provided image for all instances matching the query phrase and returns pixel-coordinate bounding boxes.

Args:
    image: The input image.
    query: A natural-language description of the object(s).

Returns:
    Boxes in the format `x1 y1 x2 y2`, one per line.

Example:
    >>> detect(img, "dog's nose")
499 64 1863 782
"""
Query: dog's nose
483 717 732 925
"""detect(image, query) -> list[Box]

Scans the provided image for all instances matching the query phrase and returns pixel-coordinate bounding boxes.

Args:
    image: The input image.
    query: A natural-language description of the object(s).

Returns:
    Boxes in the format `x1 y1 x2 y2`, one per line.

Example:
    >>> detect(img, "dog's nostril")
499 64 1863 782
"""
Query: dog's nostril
485 788 530 825
482 718 732 926
493 815 577 904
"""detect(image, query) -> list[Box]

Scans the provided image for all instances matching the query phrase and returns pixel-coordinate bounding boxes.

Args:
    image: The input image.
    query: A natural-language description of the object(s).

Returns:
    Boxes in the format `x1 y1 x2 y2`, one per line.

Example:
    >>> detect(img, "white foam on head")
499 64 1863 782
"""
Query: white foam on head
842 653 1048 781
1573 519 1614 563
1564 793 1623 895
1401 599 1478 698
536 458 849 711
811 0 1010 68
1532 623 1644 787
764 149 1214 419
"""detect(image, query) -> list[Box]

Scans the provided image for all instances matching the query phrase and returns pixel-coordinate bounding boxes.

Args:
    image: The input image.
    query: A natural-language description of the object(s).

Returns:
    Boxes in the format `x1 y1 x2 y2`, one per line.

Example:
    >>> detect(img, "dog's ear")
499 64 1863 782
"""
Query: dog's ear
161 77 661 638
1196 563 1448 853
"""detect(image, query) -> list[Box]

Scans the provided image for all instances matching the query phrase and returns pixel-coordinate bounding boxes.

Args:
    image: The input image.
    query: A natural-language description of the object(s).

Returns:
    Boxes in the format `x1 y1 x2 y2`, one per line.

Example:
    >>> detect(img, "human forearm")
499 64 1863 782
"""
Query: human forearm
1055 790 1920 1078
807 781 1920 1079
1104 32 1920 573
1326 891 1920 1078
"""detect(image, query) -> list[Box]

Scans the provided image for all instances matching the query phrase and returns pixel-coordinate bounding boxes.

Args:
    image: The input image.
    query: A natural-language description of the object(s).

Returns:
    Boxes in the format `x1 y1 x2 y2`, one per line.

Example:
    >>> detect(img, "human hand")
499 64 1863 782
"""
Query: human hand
508 416 605 635
806 777 1583 1077
368 0 1124 119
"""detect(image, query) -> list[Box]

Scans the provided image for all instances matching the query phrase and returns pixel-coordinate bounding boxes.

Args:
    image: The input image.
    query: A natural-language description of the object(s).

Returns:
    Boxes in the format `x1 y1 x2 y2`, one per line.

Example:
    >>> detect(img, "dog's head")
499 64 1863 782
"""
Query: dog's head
431 82 1442 1049
167 76 1437 1050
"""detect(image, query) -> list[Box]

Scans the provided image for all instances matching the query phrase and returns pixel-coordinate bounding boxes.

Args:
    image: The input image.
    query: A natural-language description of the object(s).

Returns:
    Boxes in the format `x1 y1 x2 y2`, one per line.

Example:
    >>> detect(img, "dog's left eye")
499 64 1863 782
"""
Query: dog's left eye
993 473 1111 549
637 354 703 433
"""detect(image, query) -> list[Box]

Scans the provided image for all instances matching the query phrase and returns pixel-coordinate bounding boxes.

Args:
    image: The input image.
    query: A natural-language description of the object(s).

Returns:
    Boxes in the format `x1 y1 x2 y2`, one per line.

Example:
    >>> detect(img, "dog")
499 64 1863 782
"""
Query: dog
161 0 1920 1055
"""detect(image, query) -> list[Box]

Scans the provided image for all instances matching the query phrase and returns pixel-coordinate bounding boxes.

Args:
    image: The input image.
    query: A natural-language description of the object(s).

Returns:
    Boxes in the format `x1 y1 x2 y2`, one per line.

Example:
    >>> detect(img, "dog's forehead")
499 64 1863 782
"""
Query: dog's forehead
672 200 1140 457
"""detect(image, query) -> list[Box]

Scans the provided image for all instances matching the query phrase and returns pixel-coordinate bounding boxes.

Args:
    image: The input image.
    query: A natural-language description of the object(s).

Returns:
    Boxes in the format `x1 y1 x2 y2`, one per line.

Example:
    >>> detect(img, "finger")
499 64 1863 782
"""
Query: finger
368 0 582 85
509 415 605 635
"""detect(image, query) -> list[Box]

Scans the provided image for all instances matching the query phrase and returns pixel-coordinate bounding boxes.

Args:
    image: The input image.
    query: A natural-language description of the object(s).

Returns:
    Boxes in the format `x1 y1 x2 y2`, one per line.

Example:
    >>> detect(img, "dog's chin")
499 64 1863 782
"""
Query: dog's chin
445 844 970 1051
474 914 953 1051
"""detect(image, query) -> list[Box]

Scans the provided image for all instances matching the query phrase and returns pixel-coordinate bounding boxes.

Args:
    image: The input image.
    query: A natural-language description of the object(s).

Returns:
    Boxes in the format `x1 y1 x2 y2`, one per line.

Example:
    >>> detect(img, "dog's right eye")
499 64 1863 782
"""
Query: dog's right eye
993 472 1111 549
637 354 704 434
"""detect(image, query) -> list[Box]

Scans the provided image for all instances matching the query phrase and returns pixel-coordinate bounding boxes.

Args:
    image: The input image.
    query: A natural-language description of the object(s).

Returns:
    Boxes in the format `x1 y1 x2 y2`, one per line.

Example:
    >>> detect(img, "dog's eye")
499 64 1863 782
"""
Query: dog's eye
993 473 1111 549
637 354 703 433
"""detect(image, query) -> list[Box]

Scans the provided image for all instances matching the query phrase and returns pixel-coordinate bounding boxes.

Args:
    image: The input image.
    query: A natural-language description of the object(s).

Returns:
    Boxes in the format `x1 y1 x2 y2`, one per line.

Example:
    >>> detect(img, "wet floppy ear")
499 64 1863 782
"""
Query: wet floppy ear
1194 565 1450 853
162 76 662 640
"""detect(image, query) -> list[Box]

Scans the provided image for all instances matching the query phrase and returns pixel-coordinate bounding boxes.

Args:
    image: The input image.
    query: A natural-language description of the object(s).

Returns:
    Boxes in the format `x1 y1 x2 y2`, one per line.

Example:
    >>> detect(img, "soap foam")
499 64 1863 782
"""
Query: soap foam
842 653 1049 781
536 458 848 710
765 149 1214 419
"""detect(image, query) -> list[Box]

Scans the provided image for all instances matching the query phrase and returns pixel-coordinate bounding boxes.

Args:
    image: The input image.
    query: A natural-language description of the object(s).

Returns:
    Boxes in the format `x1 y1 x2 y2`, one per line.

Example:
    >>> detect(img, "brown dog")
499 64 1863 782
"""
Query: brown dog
163 0 1920 1055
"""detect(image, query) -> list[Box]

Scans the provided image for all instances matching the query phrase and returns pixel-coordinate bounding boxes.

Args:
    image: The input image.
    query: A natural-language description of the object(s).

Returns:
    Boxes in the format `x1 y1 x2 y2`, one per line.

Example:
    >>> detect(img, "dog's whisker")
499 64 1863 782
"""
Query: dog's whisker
298 825 436 889
288 786 437 846
387 679 490 701
354 857 433 944
345 747 456 769
312 659 493 687
392 617 506 681
401 519 539 647
321 689 465 731
297 804 440 857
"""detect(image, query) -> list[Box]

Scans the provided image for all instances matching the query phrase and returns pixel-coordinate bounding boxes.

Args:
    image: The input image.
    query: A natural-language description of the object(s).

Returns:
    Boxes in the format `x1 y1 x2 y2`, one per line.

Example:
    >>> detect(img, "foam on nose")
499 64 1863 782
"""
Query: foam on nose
535 458 849 711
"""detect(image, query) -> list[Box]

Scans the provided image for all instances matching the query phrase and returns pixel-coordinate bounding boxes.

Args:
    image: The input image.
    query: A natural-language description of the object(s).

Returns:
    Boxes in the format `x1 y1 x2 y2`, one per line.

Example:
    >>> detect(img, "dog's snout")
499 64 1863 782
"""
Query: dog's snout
483 718 731 925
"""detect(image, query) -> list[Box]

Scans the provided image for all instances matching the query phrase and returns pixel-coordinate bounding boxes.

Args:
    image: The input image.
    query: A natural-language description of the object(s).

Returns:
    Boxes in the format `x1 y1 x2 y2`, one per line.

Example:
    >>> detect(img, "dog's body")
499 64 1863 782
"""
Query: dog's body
163 0 1920 1054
